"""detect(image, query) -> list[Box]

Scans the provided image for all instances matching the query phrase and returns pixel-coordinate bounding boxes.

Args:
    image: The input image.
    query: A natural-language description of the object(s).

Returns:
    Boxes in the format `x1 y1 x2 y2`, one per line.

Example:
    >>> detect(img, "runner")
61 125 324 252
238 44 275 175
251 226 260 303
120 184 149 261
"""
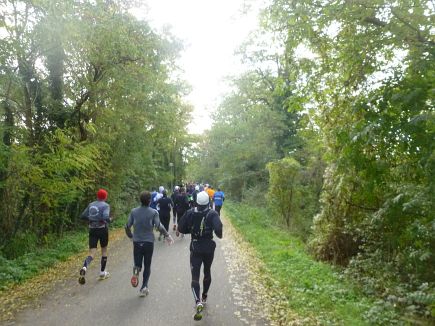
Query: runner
188 192 194 208
125 191 174 296
157 190 173 241
213 188 225 216
155 186 164 204
192 185 199 207
79 188 111 285
150 189 158 210
177 191 223 320
206 186 215 209
174 186 189 236
171 186 180 230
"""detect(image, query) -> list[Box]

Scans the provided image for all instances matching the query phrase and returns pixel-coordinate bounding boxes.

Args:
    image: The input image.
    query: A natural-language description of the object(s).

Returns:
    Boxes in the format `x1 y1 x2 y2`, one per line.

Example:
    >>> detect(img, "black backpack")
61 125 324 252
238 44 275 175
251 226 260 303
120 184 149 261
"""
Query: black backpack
190 209 212 240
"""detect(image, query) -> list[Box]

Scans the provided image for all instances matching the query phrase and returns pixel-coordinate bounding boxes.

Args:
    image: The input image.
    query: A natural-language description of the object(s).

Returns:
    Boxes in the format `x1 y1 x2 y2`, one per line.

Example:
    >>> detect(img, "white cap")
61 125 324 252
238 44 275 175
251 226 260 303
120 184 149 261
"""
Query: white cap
159 186 164 193
174 186 180 191
196 191 209 205
195 185 199 191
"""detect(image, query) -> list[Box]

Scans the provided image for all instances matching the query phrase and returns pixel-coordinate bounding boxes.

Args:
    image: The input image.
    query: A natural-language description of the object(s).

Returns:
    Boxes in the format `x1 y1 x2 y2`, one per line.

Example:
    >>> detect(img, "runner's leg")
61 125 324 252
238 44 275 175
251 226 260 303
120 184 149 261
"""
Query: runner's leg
173 210 177 230
100 228 109 271
132 242 144 287
190 251 203 303
79 230 97 284
202 251 215 297
85 229 98 267
161 214 170 233
142 242 154 288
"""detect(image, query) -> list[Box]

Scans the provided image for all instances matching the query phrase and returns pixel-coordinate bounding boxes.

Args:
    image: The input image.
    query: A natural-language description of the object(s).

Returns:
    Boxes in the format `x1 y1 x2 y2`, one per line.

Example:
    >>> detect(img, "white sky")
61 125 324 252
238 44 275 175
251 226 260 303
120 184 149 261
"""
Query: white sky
131 0 265 134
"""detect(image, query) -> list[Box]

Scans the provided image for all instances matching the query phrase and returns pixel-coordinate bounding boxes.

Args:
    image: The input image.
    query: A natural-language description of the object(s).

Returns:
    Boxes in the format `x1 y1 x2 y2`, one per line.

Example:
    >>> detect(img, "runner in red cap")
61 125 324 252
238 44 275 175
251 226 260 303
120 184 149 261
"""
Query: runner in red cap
78 188 111 284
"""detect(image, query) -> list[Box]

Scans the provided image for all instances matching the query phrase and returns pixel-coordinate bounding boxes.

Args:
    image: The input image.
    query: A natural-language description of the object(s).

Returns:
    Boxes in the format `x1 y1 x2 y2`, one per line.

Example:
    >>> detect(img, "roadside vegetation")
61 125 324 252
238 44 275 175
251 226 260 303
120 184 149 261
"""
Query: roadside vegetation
0 218 125 291
224 202 427 325
1 0 191 282
188 1 434 324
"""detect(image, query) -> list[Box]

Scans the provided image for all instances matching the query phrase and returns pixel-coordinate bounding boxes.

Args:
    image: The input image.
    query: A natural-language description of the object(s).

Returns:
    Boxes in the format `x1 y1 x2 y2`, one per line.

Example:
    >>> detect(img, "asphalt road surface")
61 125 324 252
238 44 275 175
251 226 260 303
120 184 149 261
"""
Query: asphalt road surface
11 217 269 326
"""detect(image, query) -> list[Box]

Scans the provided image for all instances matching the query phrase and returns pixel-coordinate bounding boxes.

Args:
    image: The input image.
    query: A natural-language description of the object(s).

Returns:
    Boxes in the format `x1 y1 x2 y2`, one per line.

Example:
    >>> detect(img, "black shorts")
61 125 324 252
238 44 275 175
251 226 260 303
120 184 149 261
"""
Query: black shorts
89 227 109 249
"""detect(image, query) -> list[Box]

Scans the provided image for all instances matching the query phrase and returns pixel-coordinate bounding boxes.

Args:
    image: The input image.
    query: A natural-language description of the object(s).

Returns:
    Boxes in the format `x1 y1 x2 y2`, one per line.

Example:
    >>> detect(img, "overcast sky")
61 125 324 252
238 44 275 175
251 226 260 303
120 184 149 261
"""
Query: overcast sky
131 0 266 134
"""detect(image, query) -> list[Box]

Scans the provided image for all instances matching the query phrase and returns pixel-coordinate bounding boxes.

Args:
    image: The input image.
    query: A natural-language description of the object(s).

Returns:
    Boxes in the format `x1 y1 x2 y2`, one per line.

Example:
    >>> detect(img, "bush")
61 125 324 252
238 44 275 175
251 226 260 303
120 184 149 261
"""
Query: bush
266 157 302 228
266 155 323 240
1 232 38 260
0 230 88 290
241 184 268 207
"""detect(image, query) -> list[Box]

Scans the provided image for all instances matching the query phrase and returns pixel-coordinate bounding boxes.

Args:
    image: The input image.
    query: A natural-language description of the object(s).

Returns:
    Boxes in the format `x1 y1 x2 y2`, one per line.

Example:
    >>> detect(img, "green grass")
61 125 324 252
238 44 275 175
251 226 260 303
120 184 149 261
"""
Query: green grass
0 218 127 291
224 201 399 325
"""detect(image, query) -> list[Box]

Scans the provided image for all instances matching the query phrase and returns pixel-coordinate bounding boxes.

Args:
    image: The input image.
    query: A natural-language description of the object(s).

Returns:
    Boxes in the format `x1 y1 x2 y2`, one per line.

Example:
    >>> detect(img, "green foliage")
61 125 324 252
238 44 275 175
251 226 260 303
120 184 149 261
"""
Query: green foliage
258 0 434 320
1 232 38 260
224 201 403 325
267 157 302 227
187 0 434 322
266 150 324 240
0 230 88 290
0 0 191 258
186 70 302 197
240 184 268 207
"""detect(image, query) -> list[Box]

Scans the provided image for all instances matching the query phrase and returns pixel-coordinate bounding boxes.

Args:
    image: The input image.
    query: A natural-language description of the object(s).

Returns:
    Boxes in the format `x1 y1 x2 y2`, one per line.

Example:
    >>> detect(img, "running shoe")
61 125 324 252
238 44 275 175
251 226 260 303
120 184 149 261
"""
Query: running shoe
201 293 207 305
78 266 86 285
131 267 139 287
139 286 149 297
193 302 204 321
99 271 110 280
131 275 139 287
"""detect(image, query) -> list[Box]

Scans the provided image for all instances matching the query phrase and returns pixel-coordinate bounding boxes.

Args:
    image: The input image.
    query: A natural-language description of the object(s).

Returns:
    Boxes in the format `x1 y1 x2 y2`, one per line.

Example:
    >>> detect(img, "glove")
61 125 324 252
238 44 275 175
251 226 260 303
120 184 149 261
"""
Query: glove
165 234 174 245
124 224 133 239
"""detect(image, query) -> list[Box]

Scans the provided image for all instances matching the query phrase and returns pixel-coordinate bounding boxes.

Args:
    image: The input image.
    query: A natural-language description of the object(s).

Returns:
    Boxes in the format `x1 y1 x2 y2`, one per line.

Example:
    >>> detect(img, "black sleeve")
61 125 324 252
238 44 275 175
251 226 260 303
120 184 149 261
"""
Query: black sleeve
211 211 223 239
177 210 191 234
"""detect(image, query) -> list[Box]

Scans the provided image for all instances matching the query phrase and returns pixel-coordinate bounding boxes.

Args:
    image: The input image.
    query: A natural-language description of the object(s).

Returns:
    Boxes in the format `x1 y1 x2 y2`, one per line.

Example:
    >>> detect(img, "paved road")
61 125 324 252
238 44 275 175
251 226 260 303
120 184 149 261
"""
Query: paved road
11 218 268 326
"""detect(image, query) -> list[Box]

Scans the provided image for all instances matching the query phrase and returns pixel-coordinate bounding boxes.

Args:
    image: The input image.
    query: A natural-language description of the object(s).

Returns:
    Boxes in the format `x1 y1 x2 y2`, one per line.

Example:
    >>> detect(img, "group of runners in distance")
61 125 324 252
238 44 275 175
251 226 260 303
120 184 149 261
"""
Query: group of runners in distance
78 183 225 321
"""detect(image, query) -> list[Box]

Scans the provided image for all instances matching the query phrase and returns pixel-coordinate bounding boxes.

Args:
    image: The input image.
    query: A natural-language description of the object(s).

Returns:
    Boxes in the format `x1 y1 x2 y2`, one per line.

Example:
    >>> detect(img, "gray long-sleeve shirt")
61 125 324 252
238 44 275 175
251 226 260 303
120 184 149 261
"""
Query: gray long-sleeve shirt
127 205 169 242
81 200 110 229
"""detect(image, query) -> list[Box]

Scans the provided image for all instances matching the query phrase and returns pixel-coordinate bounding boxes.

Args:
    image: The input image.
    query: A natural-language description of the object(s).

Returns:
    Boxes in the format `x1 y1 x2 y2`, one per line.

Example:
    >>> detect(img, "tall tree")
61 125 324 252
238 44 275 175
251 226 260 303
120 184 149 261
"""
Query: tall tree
0 0 192 254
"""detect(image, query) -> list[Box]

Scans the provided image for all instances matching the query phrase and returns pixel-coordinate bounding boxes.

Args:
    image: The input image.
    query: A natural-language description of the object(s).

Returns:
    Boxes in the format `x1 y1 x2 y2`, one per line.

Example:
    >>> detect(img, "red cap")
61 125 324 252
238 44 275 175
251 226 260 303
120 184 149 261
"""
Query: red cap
97 189 108 201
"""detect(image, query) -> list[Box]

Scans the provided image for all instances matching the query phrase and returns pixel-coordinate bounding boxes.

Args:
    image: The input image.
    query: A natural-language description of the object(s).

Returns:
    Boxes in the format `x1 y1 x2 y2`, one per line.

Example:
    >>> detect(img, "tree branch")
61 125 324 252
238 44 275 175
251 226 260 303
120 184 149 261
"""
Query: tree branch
390 9 434 46
363 16 387 27
362 11 434 46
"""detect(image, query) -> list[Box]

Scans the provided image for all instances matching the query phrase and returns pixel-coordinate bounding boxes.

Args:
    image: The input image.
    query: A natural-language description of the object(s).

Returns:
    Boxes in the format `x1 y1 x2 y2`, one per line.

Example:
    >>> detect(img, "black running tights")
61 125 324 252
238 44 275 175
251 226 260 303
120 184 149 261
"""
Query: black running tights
190 250 214 302
133 242 154 288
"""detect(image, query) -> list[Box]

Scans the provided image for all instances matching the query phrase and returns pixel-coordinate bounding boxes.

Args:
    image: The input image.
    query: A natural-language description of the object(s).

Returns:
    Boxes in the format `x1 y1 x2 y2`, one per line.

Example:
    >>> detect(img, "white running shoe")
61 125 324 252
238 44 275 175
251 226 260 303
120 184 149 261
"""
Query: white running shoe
99 271 110 280
139 287 149 297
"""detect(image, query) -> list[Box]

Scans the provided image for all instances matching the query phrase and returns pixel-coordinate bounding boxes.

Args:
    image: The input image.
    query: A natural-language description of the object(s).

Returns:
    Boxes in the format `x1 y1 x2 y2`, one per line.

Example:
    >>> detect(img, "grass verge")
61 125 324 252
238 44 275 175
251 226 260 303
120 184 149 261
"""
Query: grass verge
224 201 400 325
0 217 126 291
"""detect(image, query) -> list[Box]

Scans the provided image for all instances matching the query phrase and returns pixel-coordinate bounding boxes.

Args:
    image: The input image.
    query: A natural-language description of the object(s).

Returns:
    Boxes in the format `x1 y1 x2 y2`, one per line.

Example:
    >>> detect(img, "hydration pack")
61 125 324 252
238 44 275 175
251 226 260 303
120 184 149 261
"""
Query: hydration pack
190 209 212 240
